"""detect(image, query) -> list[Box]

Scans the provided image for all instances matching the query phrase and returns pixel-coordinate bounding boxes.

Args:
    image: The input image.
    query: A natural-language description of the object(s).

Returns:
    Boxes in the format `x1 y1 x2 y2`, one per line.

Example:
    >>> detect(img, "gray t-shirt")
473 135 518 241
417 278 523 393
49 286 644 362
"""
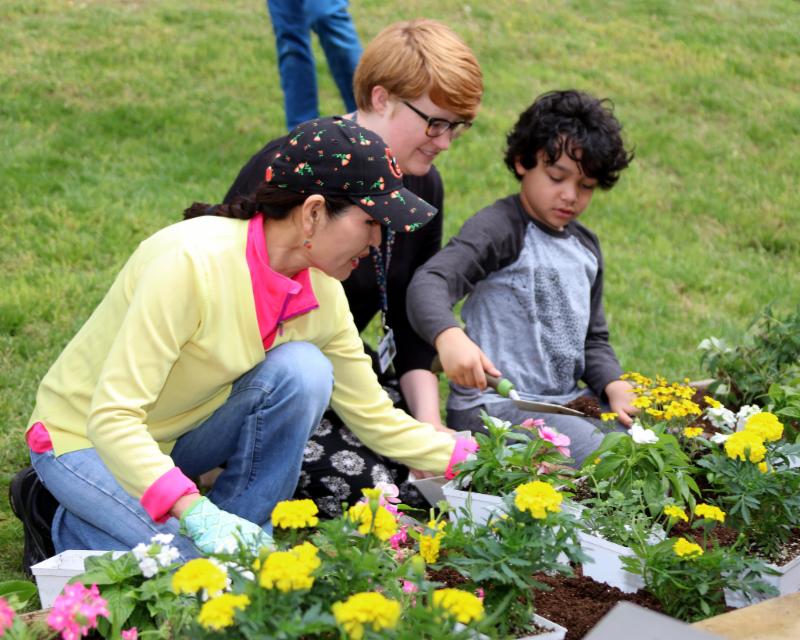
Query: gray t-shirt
407 194 622 410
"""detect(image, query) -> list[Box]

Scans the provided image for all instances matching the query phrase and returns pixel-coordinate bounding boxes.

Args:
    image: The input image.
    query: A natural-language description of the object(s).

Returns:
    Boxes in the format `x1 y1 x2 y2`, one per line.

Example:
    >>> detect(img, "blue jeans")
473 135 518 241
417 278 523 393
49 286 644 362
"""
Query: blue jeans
267 0 362 129
31 342 333 557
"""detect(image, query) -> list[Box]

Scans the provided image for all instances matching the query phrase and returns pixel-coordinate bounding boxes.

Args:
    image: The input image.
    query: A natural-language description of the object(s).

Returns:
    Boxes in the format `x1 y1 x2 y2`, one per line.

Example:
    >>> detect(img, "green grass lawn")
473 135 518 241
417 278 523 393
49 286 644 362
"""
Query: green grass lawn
1 0 798 583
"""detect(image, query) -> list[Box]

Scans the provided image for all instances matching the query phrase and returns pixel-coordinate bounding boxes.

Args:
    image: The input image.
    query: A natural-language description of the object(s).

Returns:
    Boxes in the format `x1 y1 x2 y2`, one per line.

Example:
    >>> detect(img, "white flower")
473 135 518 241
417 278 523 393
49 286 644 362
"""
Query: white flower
629 422 659 445
706 406 736 431
131 543 149 561
488 416 511 430
151 533 175 546
735 405 762 431
710 433 731 444
156 545 180 568
139 557 159 578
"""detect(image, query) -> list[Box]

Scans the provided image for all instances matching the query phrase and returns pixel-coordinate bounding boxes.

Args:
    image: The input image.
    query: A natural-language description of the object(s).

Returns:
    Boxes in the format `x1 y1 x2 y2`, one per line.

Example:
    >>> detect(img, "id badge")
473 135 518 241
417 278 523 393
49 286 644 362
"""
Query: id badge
377 328 397 374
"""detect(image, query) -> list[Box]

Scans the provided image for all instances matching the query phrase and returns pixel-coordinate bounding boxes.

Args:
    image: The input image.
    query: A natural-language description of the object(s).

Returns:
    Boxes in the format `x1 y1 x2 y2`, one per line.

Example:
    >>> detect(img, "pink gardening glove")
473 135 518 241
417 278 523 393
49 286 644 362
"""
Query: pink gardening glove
444 438 479 480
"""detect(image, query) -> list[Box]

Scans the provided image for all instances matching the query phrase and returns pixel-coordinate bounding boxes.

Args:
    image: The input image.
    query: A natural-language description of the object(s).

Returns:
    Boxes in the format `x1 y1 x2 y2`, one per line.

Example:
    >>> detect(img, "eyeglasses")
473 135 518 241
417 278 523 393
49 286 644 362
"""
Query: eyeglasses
402 101 473 139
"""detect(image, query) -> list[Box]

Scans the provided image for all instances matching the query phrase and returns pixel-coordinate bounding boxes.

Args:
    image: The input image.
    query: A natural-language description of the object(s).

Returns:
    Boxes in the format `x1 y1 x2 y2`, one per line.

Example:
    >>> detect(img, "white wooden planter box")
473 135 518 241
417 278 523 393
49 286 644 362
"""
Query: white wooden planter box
442 481 584 527
577 531 644 593
724 550 800 608
464 613 567 640
520 614 568 640
31 550 124 609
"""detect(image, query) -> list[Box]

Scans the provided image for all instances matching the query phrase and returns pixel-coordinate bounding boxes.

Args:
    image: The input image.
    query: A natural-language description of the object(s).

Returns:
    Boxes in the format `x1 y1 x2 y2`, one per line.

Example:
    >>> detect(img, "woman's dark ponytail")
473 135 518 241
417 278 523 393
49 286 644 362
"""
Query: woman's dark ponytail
183 183 352 222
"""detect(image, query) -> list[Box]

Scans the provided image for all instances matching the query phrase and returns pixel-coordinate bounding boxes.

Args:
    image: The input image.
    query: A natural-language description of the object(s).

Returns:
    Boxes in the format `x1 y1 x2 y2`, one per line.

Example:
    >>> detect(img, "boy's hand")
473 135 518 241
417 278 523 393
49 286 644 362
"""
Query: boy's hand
435 327 501 389
605 379 637 427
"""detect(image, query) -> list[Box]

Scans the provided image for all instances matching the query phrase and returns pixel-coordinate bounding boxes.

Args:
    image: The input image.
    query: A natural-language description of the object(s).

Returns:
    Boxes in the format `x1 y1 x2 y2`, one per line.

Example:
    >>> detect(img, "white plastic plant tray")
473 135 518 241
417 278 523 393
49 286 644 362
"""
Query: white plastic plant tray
407 473 448 506
724 548 800 608
31 549 125 609
466 613 567 640
578 531 645 593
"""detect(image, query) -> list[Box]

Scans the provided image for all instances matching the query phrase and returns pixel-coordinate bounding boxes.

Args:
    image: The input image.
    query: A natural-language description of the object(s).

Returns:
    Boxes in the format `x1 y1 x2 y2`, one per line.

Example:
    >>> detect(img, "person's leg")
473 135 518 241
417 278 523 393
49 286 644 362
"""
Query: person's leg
171 342 333 527
294 409 427 517
266 0 318 129
306 0 362 113
31 448 199 558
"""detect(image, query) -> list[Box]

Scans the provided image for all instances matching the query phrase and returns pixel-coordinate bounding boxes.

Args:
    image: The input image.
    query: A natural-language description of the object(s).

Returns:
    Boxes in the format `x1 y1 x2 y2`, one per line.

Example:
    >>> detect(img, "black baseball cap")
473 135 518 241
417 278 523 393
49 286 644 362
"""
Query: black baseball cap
264 117 437 232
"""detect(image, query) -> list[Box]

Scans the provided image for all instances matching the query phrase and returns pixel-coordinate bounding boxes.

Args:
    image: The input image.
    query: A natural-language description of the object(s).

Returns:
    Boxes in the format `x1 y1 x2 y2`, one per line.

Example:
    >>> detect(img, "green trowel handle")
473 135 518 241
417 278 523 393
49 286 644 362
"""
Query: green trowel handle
485 374 515 398
431 356 515 397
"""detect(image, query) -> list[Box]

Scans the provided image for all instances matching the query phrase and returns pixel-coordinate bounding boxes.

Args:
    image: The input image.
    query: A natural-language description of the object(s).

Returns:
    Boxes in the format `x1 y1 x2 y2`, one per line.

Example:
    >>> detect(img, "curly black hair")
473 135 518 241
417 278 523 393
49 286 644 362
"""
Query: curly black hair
504 90 634 189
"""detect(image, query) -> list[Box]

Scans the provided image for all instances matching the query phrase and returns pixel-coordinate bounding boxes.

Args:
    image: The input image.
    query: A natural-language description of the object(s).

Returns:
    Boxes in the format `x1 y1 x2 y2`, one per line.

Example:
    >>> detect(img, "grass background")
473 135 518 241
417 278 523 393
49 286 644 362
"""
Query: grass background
1 0 798 583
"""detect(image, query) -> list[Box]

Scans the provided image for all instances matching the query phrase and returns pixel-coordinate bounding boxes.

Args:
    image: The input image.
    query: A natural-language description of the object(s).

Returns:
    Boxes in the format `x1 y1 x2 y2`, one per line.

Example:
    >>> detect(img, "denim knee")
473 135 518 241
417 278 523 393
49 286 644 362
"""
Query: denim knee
270 342 333 407
235 342 333 413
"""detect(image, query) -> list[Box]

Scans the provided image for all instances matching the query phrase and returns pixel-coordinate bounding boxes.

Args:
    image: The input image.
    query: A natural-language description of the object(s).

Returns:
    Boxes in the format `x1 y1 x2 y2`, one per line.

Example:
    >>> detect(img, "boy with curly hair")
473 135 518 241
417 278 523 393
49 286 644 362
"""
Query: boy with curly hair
408 90 637 464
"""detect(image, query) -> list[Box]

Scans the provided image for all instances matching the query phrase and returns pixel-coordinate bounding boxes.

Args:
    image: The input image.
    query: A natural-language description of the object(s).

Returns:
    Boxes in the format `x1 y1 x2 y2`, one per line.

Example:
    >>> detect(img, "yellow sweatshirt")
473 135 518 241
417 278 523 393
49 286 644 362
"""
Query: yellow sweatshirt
28 215 454 502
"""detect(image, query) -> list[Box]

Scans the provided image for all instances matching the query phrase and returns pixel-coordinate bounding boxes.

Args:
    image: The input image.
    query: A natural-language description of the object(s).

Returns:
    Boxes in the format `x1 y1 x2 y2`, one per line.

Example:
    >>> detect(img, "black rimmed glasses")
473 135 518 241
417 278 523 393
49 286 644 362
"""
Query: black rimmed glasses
402 101 473 139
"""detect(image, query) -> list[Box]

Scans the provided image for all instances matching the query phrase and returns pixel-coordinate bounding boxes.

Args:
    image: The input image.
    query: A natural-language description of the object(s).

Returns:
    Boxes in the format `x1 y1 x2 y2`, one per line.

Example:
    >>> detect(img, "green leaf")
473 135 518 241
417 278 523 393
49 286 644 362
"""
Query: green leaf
0 580 37 608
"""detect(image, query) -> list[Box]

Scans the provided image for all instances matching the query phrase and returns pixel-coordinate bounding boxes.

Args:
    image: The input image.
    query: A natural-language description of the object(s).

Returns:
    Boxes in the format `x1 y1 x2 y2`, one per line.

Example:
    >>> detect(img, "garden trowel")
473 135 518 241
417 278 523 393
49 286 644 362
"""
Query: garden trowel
430 355 586 417
483 373 587 417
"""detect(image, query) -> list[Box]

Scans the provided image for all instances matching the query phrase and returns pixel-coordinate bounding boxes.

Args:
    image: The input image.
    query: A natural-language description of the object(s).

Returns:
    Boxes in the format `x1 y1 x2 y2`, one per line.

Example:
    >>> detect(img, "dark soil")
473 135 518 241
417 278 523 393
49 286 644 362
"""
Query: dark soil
428 565 663 640
564 396 602 419
533 569 663 640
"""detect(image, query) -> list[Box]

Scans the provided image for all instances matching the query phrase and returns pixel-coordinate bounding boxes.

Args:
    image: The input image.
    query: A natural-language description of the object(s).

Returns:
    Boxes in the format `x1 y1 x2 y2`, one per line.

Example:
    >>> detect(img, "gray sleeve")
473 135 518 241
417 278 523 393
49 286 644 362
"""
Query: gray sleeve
571 224 623 398
407 195 527 347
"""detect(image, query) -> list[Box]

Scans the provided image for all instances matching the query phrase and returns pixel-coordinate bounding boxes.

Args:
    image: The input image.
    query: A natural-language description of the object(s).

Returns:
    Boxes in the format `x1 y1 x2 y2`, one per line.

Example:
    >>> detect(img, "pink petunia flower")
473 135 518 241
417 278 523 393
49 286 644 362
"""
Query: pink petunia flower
121 628 138 640
520 418 546 430
47 583 109 640
402 580 419 593
0 597 15 635
389 524 408 550
537 426 571 457
475 588 485 601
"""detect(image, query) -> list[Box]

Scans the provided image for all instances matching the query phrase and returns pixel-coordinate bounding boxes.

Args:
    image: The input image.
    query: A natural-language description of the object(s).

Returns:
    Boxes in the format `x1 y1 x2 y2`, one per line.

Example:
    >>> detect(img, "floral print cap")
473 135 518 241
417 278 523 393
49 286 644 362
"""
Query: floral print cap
265 116 437 232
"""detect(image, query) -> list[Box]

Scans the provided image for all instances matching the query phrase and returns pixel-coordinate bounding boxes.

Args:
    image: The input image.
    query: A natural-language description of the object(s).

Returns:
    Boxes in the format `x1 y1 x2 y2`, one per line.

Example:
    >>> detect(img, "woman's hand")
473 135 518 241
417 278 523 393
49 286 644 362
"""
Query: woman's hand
434 327 501 389
605 379 638 428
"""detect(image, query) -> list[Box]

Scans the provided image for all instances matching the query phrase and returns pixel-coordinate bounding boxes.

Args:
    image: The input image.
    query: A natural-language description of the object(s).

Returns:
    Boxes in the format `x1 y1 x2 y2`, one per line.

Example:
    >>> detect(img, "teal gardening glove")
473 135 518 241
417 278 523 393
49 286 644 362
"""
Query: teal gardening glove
180 497 273 554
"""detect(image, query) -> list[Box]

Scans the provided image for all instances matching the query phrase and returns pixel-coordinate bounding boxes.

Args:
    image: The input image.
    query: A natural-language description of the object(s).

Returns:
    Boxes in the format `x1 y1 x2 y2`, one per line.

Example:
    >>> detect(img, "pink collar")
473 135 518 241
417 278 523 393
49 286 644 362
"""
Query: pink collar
246 214 319 349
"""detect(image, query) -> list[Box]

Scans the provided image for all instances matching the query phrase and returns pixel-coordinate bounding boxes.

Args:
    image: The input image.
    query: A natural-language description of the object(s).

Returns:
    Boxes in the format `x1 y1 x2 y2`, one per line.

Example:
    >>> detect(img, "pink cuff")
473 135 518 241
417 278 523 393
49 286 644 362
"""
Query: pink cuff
26 422 54 454
445 438 480 480
140 467 199 523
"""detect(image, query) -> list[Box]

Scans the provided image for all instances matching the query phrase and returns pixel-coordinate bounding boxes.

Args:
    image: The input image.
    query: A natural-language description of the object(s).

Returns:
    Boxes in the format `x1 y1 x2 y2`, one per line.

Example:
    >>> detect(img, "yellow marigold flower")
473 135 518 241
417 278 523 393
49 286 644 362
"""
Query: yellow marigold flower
601 412 618 422
593 457 602 465
744 412 784 442
514 481 562 519
420 533 442 564
198 593 249 631
361 487 383 501
259 544 319 592
632 396 652 409
332 592 401 640
683 426 703 439
704 396 722 409
673 537 704 559
724 430 766 463
271 499 319 529
347 503 398 541
694 504 726 523
292 541 321 573
645 408 664 418
758 461 769 473
663 505 688 522
432 589 485 625
172 558 228 596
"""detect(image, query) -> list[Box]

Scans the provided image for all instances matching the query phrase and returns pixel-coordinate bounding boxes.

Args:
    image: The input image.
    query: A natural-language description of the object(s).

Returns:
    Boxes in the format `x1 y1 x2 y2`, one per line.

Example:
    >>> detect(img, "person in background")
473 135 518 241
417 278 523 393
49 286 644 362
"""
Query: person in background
267 0 362 129
225 19 483 515
19 118 471 564
408 90 638 466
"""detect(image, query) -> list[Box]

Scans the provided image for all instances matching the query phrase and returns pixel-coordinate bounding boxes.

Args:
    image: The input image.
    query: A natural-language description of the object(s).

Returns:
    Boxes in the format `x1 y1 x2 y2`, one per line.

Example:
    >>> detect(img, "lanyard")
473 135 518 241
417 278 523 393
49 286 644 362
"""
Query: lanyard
371 228 395 331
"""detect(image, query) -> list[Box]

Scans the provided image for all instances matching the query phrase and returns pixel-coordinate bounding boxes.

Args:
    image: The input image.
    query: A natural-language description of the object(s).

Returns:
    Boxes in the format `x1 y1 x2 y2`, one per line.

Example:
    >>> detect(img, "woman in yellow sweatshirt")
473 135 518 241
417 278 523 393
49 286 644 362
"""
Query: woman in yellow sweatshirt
25 117 472 558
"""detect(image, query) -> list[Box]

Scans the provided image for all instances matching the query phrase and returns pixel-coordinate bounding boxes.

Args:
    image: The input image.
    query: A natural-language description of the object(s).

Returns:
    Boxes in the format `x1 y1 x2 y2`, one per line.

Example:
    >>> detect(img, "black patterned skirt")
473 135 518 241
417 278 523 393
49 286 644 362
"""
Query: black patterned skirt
292 381 429 518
